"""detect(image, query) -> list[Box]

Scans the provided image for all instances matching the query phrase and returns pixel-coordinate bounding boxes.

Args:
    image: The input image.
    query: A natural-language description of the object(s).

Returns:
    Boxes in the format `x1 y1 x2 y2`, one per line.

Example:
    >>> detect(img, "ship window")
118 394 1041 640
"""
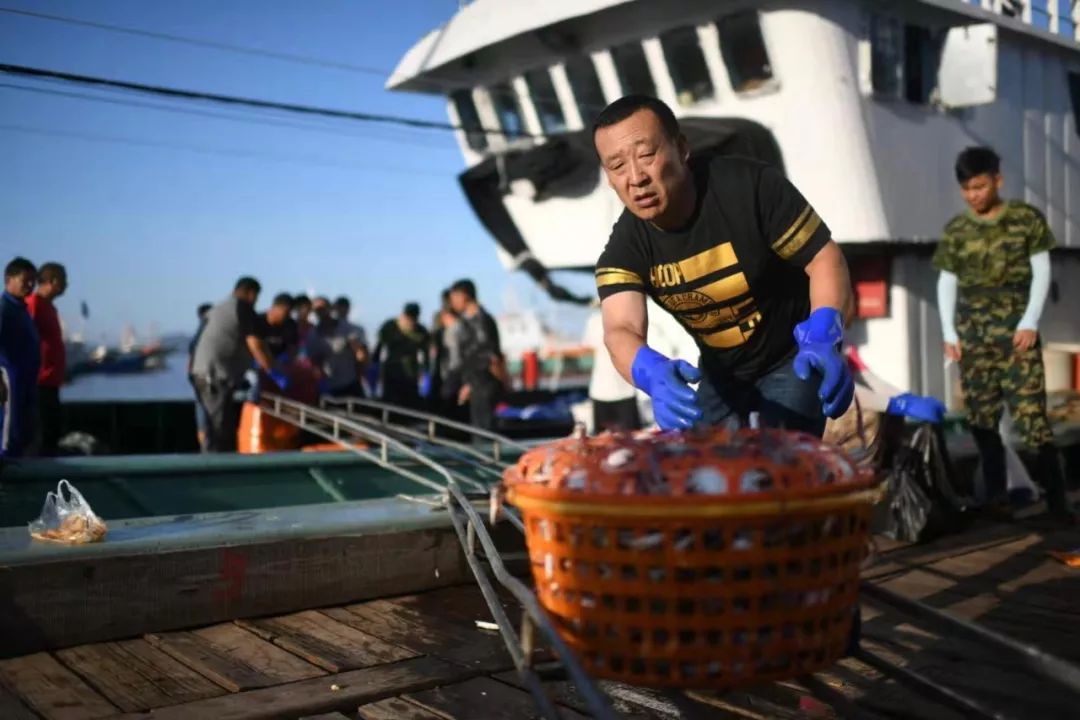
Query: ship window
717 11 774 93
565 56 606 125
870 15 942 105
611 40 657 96
451 89 487 152
490 82 526 139
660 26 714 106
525 68 566 133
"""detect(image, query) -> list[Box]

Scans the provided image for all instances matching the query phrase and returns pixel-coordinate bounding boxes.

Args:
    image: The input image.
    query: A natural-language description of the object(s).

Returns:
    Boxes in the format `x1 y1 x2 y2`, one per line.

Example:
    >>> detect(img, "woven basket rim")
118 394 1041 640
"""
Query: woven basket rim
507 481 885 518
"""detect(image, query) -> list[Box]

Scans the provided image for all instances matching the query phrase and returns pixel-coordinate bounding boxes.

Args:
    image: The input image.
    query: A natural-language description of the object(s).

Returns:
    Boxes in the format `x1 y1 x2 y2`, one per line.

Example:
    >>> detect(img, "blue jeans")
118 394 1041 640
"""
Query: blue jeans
696 357 826 437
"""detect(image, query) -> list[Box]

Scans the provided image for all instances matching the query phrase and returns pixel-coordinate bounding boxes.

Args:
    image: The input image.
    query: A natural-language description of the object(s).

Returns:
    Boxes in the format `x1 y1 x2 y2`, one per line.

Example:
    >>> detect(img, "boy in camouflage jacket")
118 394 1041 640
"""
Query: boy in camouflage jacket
933 146 1074 523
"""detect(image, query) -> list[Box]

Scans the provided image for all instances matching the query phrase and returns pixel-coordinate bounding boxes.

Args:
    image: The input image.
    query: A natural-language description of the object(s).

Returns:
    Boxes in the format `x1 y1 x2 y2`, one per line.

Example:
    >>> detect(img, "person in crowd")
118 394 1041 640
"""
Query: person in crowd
933 146 1075 523
448 279 504 431
430 291 463 415
307 296 366 397
190 277 284 452
188 303 213 451
0 257 40 458
26 262 68 455
293 294 314 351
374 302 429 410
258 293 298 359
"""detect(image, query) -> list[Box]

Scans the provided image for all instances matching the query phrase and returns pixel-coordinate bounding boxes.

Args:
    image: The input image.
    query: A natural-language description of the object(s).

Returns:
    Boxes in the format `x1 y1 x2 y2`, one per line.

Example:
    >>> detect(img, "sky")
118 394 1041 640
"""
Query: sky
0 0 594 343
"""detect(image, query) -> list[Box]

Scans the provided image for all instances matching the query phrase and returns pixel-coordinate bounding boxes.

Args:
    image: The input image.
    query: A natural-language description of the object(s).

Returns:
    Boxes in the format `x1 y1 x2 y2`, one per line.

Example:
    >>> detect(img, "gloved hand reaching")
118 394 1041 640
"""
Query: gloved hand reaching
631 346 702 431
886 393 945 424
267 369 289 391
793 307 854 419
418 371 433 399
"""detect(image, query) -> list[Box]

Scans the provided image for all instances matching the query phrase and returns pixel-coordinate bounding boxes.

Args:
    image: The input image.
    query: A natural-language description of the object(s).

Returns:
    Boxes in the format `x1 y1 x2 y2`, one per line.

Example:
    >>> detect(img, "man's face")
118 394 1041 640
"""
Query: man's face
42 274 67 299
594 109 689 224
449 290 467 313
295 302 312 322
5 271 35 298
313 300 331 321
238 288 259 306
333 302 349 320
959 173 1003 215
268 304 290 325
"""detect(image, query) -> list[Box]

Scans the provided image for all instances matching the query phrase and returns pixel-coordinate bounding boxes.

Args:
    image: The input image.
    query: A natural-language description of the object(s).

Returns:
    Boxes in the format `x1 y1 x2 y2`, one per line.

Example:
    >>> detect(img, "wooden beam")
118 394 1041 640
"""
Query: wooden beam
108 655 491 720
0 526 468 656
237 611 417 673
146 625 325 692
0 682 40 720
405 676 590 720
54 640 226 713
359 697 447 719
0 652 117 720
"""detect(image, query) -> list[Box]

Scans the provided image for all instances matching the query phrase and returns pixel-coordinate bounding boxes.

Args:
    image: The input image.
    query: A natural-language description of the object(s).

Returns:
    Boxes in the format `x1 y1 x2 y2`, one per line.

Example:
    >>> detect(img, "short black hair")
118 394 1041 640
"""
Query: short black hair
333 295 350 307
197 303 213 319
450 279 476 300
235 276 261 294
403 302 420 319
5 257 36 280
592 95 681 145
38 262 66 284
293 293 311 307
955 146 1000 183
272 292 294 308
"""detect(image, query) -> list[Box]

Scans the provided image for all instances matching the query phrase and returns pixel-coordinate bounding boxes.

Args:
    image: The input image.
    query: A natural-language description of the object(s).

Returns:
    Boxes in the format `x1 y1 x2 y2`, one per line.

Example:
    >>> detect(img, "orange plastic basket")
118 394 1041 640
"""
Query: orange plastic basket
501 427 881 690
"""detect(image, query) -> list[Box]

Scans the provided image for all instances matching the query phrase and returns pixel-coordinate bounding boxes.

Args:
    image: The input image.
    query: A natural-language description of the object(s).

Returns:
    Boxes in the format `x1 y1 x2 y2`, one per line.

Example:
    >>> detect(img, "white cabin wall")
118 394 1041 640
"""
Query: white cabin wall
837 1 1080 247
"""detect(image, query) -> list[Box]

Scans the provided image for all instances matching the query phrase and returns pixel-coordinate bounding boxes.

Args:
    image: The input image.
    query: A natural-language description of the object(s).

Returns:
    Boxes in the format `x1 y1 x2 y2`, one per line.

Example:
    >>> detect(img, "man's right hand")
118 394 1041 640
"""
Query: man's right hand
944 342 961 362
630 346 702 430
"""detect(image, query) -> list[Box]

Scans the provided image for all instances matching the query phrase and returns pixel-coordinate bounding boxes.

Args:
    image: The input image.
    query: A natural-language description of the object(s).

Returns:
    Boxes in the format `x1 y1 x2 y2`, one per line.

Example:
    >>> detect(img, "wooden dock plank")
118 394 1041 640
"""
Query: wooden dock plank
109 655 488 720
147 624 324 692
406 676 589 720
359 697 448 719
330 586 513 669
0 652 117 720
0 682 41 720
298 713 353 720
54 639 225 712
238 611 418 673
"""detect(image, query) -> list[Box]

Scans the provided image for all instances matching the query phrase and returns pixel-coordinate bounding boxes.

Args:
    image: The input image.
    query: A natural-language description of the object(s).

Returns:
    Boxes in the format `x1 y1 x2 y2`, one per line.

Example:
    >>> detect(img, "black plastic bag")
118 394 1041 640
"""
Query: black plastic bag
875 422 975 542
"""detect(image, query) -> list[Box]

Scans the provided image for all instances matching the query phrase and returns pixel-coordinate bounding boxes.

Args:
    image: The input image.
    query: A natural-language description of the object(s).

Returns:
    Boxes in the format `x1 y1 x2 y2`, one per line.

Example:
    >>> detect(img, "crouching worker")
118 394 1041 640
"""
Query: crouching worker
592 95 856 436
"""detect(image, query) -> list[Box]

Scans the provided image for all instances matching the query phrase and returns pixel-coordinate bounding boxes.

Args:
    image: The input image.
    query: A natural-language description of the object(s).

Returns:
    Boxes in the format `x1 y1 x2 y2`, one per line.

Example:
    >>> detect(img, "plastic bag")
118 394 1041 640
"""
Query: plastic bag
28 479 108 544
875 423 975 542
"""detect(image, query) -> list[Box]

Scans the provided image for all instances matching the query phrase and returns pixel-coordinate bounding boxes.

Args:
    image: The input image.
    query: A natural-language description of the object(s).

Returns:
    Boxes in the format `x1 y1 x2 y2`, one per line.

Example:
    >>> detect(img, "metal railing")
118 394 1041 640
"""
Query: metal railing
263 394 1080 719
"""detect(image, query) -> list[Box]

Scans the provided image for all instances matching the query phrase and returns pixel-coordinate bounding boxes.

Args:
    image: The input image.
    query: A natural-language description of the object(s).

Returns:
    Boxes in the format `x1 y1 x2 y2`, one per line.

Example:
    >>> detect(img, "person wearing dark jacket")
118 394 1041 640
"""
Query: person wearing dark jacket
448 279 504 431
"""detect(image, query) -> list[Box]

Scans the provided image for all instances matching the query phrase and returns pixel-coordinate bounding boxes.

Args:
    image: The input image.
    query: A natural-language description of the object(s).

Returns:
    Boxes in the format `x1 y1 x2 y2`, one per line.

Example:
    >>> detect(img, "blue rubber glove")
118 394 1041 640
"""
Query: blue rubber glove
418 371 433 399
792 307 854 419
630 346 702 430
267 369 289 391
886 393 945 424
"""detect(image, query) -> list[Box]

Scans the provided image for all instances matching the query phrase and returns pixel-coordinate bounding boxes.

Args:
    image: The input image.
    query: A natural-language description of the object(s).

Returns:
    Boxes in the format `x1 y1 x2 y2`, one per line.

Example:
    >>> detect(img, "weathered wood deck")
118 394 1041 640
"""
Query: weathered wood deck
2 518 1079 719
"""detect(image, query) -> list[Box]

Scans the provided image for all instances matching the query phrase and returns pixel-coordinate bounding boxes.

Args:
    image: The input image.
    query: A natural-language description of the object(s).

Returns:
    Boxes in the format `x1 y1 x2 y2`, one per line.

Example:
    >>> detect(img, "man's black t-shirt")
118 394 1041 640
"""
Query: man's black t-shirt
375 320 430 382
257 315 298 359
595 155 830 381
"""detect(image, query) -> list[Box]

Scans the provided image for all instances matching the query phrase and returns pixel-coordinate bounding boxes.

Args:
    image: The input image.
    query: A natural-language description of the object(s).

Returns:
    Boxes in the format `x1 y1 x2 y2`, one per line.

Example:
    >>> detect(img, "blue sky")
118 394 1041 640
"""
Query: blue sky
0 0 592 343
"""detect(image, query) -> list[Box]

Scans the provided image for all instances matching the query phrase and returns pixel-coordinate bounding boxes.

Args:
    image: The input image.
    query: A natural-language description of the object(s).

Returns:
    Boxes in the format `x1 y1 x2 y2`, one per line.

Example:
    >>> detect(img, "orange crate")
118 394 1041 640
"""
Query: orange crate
502 428 881 690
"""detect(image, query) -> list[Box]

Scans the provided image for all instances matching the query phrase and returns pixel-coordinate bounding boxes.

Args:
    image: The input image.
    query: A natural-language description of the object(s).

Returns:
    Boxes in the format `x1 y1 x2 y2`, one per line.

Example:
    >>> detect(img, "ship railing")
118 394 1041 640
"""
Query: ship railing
264 394 1080 718
258 392 619 719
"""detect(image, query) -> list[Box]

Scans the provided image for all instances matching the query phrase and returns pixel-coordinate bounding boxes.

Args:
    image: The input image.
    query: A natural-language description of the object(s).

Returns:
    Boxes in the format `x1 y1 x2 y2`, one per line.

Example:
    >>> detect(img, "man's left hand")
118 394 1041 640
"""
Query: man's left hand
793 307 854 419
1013 329 1038 352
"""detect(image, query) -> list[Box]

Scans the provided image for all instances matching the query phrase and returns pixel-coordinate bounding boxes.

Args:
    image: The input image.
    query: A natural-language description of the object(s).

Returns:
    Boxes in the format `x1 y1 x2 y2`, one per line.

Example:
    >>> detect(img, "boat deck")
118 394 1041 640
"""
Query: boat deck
2 518 1079 720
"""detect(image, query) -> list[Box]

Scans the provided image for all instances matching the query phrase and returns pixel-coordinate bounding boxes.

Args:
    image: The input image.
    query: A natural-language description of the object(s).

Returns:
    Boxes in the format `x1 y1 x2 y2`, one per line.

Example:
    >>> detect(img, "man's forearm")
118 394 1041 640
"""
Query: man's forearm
807 243 853 322
605 326 647 386
248 338 275 372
